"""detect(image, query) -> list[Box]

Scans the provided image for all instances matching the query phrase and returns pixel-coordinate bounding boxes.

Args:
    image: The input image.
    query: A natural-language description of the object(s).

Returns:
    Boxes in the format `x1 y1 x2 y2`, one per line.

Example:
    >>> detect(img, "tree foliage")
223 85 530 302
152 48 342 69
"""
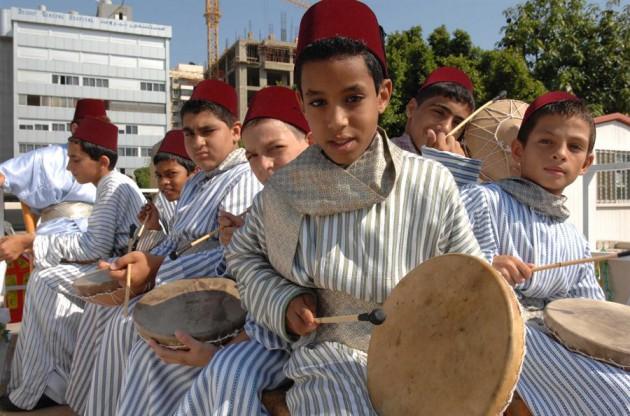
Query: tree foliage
380 0 628 137
501 0 630 115
134 166 151 189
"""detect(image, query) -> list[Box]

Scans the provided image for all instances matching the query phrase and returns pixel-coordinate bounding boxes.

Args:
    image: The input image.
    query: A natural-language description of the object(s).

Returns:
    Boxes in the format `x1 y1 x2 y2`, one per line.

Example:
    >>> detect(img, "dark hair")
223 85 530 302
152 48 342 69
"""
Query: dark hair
414 82 475 112
295 37 385 93
68 137 117 169
517 99 596 153
153 152 196 174
180 100 237 127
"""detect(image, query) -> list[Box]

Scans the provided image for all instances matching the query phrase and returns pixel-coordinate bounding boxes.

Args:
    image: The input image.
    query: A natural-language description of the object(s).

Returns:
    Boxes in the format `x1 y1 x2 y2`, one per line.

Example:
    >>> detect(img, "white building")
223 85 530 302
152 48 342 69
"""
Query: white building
0 4 172 174
169 63 204 130
565 113 630 249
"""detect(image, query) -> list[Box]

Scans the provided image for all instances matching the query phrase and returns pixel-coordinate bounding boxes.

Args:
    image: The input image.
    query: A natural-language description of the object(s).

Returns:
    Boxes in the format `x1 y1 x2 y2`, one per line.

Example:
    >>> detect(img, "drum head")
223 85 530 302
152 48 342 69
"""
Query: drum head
368 254 524 416
463 99 529 181
73 268 121 297
133 277 246 347
544 298 630 369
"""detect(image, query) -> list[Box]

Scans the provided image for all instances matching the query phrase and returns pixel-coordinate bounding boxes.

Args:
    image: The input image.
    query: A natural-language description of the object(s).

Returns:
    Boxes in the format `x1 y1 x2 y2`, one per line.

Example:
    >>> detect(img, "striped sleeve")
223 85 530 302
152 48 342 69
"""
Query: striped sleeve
459 184 499 263
33 178 144 268
436 167 484 259
157 170 262 283
421 146 481 187
227 194 314 344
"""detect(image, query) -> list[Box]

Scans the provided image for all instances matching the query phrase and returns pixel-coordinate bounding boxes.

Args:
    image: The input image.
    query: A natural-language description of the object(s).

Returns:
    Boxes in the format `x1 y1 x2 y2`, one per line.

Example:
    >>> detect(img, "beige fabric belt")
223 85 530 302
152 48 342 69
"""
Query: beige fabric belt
40 202 93 223
314 289 381 352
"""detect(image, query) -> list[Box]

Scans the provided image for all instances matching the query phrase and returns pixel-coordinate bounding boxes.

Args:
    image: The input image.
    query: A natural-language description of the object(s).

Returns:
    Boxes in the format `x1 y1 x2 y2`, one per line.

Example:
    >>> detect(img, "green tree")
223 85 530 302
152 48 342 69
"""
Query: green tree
134 166 151 189
382 26 435 137
501 0 630 114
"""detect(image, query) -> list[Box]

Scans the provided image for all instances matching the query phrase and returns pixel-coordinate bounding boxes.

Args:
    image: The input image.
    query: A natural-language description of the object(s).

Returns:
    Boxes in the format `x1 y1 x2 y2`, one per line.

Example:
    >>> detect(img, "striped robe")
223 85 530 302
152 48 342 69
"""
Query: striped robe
0 144 96 235
391 134 482 188
228 146 483 414
64 193 177 414
7 170 145 410
77 151 261 416
460 183 630 416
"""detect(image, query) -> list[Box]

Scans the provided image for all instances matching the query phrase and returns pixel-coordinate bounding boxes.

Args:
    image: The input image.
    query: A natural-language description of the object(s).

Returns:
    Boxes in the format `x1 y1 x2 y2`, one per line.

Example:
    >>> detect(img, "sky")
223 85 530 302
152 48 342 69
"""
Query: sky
2 0 622 68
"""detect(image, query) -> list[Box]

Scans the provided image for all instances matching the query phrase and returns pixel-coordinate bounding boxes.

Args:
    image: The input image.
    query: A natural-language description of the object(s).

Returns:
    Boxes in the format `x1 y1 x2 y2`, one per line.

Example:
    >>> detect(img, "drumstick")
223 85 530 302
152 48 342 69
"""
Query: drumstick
169 229 219 260
123 264 132 317
132 193 159 251
532 250 630 273
314 308 387 325
447 90 508 138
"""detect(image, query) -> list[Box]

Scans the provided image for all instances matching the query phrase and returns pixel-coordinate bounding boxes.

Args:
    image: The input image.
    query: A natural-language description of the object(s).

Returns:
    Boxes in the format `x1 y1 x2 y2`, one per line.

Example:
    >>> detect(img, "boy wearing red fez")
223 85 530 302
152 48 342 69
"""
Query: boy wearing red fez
138 86 312 416
66 80 263 416
0 98 107 260
1 117 146 411
137 130 197 236
459 92 629 414
392 66 484 186
227 0 482 413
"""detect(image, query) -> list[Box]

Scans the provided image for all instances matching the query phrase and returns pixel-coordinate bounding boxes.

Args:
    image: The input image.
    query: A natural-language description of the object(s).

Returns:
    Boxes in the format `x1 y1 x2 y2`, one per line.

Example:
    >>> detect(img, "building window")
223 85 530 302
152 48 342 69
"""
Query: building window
108 101 165 114
19 94 76 109
140 147 152 157
118 146 138 157
52 74 79 86
19 124 34 130
19 143 47 153
140 82 166 92
125 125 138 135
83 77 109 88
247 67 260 87
34 124 49 131
52 123 66 131
597 150 630 204
267 70 290 86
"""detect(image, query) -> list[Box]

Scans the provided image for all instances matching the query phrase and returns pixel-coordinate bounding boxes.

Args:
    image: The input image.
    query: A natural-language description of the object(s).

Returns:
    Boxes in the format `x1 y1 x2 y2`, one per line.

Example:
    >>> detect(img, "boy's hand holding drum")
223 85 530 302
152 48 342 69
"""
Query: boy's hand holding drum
108 251 164 294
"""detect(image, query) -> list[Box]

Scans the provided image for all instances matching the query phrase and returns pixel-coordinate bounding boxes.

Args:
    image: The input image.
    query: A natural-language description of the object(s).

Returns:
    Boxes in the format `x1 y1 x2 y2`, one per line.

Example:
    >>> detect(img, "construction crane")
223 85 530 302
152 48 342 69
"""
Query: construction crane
205 0 220 78
204 0 312 78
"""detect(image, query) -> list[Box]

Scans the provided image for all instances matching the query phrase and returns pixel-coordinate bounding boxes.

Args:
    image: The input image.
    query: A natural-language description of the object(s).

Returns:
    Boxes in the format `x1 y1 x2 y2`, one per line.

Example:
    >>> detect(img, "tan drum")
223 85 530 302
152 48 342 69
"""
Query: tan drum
133 277 247 349
367 254 525 415
462 99 529 181
544 298 630 370
73 268 134 307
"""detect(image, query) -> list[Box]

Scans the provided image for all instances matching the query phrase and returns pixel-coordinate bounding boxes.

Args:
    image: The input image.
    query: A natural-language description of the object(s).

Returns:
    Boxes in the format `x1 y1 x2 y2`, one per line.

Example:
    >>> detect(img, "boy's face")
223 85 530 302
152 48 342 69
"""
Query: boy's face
405 95 471 148
182 110 240 172
298 55 392 166
242 119 309 184
512 114 594 195
155 159 192 201
66 141 106 185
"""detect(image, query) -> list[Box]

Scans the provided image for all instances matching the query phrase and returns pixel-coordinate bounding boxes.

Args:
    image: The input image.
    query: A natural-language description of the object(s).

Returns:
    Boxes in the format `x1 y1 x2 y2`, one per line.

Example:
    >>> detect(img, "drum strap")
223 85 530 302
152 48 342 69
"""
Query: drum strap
40 202 93 223
313 289 381 352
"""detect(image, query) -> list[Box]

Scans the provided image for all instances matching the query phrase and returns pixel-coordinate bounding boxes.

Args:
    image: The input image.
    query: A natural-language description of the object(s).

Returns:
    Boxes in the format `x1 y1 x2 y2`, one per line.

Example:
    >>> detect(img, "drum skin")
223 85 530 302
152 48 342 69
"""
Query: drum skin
368 254 524 416
73 268 129 306
133 277 246 348
462 99 529 182
544 298 630 369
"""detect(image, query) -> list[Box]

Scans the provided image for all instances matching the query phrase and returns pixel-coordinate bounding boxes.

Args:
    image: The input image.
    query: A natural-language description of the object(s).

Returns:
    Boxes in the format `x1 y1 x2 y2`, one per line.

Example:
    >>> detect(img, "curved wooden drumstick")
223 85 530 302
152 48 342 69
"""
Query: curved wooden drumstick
448 90 508 138
532 250 630 273
314 308 387 325
169 229 219 260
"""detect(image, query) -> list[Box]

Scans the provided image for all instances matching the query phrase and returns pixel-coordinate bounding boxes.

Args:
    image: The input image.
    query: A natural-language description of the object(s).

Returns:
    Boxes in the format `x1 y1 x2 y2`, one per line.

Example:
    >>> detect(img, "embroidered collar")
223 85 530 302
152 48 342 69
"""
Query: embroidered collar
496 177 570 221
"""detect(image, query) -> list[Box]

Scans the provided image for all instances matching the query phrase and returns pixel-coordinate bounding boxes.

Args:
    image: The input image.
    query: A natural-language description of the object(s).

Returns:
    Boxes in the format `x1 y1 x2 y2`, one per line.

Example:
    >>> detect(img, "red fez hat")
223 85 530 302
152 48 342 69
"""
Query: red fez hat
420 67 474 93
296 0 387 75
157 130 191 160
190 79 238 117
521 91 580 126
73 99 107 122
243 86 310 134
73 117 118 152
